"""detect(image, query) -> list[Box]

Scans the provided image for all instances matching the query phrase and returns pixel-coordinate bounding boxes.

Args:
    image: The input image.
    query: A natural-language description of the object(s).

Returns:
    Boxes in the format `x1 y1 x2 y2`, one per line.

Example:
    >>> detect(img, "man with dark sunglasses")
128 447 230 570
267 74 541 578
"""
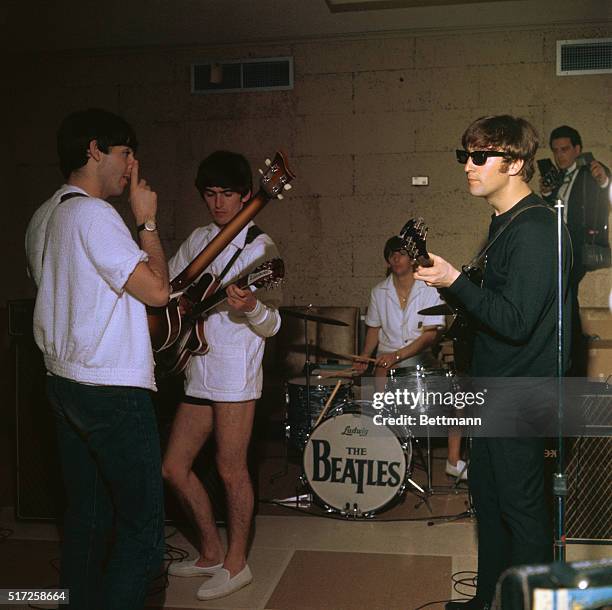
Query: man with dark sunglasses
415 115 571 610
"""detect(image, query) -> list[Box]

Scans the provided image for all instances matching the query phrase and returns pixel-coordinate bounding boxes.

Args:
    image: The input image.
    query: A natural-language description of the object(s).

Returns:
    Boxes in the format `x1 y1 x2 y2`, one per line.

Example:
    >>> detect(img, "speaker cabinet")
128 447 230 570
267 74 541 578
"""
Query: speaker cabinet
14 315 64 521
10 299 258 525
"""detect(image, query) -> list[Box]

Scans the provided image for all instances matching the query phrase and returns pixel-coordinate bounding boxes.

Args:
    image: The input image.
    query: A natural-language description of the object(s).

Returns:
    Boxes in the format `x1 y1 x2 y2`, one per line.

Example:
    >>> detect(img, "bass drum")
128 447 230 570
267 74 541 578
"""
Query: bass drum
302 401 411 517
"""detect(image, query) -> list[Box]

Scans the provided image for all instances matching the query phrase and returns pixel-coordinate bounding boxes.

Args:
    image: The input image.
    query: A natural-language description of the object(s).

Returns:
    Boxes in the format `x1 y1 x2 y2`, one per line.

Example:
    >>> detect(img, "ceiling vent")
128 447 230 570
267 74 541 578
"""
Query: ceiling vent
191 57 293 93
556 38 612 76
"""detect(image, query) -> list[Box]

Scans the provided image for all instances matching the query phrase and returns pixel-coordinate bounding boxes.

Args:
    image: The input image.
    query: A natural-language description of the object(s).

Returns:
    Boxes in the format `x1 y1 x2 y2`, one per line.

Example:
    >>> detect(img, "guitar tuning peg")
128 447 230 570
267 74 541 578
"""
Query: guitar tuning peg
277 193 284 200
258 168 264 175
265 158 271 166
283 183 292 191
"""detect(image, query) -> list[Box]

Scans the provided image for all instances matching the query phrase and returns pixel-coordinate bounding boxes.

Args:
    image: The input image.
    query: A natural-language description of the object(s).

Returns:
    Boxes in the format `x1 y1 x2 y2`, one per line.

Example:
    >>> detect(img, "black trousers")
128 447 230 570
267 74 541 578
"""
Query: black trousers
469 438 552 604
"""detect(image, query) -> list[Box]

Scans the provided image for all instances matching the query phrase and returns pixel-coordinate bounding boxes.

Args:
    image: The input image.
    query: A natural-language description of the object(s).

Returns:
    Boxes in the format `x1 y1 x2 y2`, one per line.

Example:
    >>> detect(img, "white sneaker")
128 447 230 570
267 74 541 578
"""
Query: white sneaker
168 558 224 577
197 565 253 600
446 459 468 481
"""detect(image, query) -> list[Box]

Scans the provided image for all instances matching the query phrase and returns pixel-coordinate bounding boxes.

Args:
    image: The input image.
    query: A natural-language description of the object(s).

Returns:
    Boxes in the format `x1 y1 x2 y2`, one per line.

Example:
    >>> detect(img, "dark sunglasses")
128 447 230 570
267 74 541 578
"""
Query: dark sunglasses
456 149 508 165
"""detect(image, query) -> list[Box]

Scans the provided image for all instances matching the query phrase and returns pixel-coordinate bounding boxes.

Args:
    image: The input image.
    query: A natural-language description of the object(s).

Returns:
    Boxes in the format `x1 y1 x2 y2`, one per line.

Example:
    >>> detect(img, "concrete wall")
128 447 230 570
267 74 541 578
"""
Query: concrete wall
7 23 611 309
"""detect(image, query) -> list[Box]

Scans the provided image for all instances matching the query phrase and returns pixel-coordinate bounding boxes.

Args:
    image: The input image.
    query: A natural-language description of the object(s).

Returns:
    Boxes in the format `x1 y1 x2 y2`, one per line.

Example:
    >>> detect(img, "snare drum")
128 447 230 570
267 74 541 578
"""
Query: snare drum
285 377 353 449
387 366 456 414
302 401 412 517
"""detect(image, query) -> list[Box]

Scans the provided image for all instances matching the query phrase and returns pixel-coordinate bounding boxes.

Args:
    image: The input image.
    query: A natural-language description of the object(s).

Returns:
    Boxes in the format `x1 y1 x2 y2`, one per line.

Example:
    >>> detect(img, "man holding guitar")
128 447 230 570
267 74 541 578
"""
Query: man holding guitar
25 109 169 609
414 115 571 610
163 151 281 600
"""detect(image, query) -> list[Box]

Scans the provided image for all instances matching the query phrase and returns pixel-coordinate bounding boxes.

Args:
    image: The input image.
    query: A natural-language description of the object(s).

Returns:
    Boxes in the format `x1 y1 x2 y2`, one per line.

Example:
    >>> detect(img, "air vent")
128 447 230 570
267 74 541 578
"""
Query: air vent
557 38 612 76
191 57 293 93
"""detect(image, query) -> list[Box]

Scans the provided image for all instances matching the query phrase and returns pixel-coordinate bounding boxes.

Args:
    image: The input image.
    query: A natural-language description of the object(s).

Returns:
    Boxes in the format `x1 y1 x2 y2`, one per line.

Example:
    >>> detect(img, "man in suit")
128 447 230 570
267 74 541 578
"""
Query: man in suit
540 125 610 375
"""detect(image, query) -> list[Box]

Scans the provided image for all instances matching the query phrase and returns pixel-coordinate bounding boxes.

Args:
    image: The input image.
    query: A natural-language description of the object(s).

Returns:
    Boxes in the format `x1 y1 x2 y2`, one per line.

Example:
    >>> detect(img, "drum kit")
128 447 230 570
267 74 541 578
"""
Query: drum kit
279 305 469 519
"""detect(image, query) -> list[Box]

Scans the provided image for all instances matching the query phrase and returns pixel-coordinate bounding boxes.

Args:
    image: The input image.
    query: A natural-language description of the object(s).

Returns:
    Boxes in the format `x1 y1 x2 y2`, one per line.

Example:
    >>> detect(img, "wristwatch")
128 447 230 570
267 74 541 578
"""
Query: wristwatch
137 218 157 233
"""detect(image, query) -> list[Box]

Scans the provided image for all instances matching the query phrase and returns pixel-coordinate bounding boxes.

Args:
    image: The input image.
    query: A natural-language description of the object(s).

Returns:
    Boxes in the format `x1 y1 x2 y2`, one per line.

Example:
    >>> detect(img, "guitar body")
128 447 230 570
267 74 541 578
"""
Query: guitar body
154 316 210 377
147 299 181 352
154 258 285 378
154 273 219 375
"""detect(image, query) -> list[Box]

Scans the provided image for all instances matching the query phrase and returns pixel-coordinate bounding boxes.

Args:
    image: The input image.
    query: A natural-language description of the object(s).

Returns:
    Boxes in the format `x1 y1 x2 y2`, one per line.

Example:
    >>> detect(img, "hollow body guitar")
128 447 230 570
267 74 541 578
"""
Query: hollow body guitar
155 258 285 377
147 151 295 353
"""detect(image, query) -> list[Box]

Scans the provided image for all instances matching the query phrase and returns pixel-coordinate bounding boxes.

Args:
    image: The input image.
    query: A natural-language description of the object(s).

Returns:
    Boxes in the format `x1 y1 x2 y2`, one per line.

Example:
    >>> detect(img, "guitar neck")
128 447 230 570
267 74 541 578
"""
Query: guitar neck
189 275 250 320
170 192 270 293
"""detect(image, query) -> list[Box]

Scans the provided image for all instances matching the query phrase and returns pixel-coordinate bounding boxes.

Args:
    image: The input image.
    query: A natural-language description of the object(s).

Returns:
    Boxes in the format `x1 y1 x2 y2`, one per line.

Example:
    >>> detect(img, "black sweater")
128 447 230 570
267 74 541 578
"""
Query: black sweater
447 193 572 377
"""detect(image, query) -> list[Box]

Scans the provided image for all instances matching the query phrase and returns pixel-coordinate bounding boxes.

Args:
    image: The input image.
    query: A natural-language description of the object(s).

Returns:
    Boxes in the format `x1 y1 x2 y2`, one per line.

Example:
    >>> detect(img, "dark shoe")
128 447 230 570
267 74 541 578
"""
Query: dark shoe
445 598 489 610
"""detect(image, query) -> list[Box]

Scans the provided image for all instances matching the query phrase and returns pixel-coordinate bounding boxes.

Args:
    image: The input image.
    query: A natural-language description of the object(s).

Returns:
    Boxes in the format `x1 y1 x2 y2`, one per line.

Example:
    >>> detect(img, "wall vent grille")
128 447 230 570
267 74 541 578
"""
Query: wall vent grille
557 38 612 76
191 57 293 93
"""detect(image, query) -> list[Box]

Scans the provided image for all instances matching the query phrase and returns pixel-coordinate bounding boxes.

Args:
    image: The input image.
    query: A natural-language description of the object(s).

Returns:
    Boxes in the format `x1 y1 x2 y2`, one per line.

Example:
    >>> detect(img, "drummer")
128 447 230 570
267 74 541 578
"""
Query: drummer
354 235 467 480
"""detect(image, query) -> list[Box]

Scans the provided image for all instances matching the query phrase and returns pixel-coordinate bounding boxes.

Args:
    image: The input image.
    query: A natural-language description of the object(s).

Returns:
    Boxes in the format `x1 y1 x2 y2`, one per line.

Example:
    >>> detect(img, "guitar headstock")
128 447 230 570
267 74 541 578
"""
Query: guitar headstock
258 152 295 200
248 258 285 290
398 217 432 267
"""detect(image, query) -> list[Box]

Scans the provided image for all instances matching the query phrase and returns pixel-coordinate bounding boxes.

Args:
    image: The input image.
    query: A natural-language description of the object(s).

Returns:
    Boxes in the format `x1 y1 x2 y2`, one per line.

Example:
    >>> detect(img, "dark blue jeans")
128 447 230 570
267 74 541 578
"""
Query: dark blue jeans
46 375 165 610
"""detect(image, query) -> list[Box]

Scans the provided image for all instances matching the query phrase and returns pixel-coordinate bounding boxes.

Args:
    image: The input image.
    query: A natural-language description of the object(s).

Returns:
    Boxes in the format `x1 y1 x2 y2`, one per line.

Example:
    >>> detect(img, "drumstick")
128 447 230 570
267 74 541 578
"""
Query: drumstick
346 353 377 363
314 379 343 428
316 369 359 379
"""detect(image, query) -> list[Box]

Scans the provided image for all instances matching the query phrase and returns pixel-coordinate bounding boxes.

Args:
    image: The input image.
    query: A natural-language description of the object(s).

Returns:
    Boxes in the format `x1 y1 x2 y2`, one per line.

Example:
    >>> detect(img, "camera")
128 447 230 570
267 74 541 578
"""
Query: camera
537 158 563 190
576 151 595 167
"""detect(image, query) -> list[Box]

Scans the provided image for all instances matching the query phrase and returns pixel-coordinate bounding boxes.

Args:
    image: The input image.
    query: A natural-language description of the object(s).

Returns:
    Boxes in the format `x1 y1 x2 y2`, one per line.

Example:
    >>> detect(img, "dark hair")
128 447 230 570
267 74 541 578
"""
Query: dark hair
56 109 138 179
461 115 539 182
383 236 406 261
194 151 252 197
549 125 582 148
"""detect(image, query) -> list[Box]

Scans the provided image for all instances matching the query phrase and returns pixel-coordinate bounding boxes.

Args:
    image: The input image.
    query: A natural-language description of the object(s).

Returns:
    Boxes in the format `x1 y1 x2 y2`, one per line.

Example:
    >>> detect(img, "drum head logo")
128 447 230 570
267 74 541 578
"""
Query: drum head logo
303 412 408 515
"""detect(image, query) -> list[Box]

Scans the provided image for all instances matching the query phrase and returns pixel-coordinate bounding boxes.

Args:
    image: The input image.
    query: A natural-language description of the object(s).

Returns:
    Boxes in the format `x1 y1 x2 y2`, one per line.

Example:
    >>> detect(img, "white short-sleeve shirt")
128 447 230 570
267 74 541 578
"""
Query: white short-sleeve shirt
365 274 445 365
26 186 156 390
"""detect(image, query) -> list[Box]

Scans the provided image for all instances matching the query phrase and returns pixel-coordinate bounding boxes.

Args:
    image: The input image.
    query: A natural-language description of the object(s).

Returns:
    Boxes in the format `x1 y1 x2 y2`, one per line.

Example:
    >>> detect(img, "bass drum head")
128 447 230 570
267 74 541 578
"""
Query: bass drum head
303 404 410 516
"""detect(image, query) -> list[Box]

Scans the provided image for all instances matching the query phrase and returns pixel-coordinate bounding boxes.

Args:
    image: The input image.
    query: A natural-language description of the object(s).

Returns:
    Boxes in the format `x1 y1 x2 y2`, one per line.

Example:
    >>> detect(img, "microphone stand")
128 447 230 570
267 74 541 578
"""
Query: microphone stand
553 196 568 562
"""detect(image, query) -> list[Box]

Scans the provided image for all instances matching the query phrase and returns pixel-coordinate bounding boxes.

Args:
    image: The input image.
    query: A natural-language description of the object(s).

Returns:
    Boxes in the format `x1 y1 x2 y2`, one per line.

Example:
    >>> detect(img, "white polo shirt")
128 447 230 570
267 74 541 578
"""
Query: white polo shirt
26 186 156 390
365 275 445 365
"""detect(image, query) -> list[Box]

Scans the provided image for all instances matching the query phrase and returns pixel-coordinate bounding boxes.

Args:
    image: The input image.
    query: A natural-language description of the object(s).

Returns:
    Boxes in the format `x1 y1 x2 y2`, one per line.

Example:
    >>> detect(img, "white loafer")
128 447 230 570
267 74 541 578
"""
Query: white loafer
168 558 224 577
196 565 253 600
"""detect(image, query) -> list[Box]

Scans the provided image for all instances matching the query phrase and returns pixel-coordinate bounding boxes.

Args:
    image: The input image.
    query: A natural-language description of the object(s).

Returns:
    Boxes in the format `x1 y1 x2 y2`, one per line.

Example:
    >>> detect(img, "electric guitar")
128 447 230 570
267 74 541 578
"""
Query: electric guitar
399 217 477 373
155 258 285 377
147 151 295 352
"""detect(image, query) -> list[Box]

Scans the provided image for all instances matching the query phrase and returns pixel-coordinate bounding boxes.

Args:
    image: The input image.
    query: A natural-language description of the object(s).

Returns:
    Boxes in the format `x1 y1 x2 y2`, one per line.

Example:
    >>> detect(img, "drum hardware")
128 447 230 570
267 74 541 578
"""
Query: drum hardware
386 365 470 511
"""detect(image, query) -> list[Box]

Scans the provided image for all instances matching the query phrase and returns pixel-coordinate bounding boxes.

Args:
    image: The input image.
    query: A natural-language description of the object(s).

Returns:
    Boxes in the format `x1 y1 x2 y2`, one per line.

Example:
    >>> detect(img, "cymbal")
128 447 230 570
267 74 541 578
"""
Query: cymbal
418 304 454 316
280 308 349 326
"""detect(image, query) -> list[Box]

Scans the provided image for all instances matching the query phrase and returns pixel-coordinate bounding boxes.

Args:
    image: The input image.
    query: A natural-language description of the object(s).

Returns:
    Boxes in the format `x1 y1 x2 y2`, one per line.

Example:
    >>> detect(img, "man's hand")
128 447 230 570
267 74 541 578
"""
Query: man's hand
539 176 552 196
375 352 400 372
352 357 369 375
226 284 257 313
413 253 461 288
590 160 609 188
129 160 158 224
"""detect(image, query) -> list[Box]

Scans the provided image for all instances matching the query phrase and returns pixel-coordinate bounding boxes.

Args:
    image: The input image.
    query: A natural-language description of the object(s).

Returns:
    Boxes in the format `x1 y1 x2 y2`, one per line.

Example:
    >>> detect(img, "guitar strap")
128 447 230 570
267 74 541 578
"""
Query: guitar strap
38 192 86 270
216 225 264 283
463 203 573 275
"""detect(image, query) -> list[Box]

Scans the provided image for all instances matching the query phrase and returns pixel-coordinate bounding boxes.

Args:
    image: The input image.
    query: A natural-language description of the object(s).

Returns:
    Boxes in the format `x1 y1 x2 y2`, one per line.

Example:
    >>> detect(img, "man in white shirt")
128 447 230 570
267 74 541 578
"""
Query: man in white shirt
163 151 281 601
25 108 169 610
540 125 610 375
355 236 466 478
